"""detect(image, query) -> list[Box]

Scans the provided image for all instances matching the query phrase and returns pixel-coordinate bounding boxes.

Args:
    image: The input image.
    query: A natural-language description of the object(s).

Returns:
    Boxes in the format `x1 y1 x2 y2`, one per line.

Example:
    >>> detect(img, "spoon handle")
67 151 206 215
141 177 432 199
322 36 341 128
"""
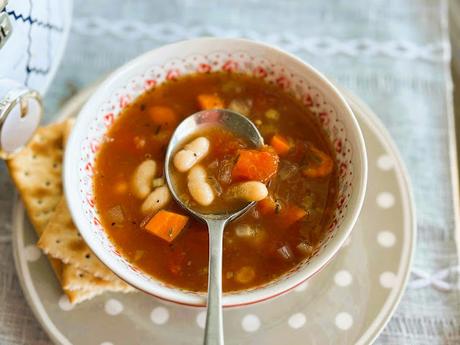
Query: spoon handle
204 219 226 345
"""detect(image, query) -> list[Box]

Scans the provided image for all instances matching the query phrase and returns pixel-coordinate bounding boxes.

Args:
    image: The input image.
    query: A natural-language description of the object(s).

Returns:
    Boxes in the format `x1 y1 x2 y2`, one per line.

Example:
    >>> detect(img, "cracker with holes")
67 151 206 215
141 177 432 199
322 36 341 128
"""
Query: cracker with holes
38 198 125 281
8 122 65 233
8 120 134 304
62 265 134 293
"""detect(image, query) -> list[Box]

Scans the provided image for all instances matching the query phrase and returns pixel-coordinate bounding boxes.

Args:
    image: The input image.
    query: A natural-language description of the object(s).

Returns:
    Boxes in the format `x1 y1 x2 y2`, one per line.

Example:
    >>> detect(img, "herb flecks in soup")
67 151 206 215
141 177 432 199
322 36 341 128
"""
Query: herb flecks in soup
94 72 338 292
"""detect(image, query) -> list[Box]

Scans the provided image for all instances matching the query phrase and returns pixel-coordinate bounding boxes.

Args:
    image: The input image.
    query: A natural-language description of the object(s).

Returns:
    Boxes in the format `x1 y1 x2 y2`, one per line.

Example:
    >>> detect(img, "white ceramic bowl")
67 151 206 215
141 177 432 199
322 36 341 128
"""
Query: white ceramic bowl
64 38 367 307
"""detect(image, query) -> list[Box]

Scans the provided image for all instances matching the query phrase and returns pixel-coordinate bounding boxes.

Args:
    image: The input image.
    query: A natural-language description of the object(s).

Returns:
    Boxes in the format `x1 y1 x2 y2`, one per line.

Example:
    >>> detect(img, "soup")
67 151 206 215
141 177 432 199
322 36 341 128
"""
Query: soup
93 72 338 292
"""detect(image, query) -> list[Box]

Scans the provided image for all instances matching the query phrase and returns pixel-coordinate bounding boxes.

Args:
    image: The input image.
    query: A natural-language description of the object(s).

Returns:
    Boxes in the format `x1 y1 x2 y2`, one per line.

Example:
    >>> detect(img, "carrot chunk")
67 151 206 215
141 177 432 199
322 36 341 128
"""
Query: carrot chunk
197 94 225 110
280 205 307 228
302 145 333 178
270 134 292 156
257 196 278 215
149 106 178 129
232 147 279 183
258 198 306 229
144 210 188 243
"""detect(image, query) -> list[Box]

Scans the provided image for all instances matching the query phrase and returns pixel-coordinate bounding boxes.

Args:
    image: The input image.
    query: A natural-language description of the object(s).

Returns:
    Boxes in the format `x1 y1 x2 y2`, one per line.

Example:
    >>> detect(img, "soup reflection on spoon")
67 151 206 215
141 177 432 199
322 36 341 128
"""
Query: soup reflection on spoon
164 109 272 345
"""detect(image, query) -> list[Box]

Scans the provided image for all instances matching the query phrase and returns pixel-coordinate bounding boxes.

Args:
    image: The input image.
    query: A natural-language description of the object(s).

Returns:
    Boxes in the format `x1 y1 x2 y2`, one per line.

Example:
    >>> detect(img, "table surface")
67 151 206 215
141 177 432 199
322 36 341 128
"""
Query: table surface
1 1 459 344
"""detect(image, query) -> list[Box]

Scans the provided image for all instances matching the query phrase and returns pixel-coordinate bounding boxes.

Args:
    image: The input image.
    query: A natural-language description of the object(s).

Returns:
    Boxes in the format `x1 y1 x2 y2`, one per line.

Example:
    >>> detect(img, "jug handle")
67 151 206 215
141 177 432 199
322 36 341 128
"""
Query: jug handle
0 79 43 159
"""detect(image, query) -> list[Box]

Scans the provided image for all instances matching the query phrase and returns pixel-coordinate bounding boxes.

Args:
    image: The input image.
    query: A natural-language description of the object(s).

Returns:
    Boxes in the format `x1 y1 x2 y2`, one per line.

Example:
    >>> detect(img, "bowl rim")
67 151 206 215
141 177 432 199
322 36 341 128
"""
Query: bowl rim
64 37 368 307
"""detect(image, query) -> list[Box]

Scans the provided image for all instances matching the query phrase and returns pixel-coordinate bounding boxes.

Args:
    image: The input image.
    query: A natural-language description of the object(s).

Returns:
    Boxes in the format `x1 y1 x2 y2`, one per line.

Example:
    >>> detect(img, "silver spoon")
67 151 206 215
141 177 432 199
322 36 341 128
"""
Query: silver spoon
164 109 264 345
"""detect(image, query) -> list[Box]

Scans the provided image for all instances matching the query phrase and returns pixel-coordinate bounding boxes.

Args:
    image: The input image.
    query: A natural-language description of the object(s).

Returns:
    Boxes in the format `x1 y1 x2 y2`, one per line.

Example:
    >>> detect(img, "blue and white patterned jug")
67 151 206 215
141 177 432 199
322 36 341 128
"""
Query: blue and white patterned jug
0 0 72 158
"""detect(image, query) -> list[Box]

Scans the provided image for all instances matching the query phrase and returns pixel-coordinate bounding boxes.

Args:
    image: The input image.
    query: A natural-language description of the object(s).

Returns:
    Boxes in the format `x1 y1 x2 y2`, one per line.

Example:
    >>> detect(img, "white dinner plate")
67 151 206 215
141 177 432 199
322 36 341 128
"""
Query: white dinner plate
12 86 415 345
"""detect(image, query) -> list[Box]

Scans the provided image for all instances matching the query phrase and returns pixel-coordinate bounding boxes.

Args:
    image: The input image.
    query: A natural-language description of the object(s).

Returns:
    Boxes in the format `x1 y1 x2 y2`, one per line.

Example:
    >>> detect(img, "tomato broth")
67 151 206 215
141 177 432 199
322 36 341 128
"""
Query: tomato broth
93 72 338 292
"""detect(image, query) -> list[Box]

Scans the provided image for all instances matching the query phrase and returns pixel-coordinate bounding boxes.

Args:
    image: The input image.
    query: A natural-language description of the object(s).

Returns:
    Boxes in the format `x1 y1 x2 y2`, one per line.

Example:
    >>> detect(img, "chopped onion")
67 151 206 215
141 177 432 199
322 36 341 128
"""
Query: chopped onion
260 123 277 137
222 80 242 93
249 206 260 219
278 161 299 181
301 194 315 210
235 266 255 283
207 176 223 196
217 159 233 184
207 159 219 170
107 205 124 225
277 244 294 261
296 242 313 256
265 108 280 120
228 99 252 116
235 224 256 238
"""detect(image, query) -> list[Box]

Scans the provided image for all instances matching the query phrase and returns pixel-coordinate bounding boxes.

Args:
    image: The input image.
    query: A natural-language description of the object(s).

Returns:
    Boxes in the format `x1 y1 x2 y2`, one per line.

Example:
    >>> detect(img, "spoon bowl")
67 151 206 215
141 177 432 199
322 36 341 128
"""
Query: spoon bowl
165 109 264 220
164 109 264 345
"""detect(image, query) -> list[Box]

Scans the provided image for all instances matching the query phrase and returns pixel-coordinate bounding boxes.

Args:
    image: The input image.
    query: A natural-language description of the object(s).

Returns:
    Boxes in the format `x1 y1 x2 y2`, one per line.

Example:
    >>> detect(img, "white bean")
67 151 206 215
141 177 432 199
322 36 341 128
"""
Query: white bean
131 160 157 199
188 164 207 181
227 181 268 202
141 185 171 214
173 150 196 173
186 137 209 157
173 137 210 172
187 165 215 206
152 177 165 188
